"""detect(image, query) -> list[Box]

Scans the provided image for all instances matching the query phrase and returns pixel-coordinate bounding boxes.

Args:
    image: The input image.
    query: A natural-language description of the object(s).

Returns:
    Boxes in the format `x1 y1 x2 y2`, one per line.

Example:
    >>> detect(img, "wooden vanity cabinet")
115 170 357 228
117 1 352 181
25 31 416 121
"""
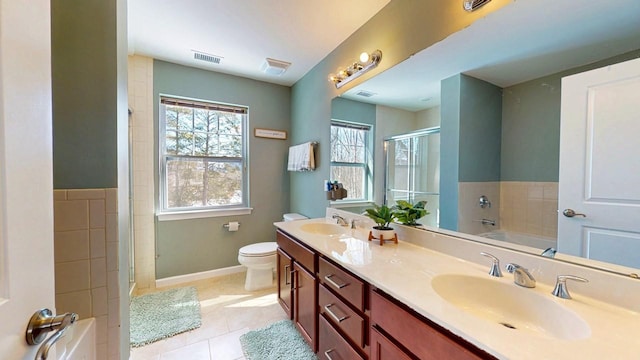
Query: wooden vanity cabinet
370 289 496 360
276 230 318 351
317 256 369 359
276 248 293 318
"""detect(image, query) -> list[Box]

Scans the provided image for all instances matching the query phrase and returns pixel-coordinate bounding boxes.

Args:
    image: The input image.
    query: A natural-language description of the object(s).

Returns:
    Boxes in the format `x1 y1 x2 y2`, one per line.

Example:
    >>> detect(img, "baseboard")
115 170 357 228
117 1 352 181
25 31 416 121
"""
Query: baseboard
155 265 246 288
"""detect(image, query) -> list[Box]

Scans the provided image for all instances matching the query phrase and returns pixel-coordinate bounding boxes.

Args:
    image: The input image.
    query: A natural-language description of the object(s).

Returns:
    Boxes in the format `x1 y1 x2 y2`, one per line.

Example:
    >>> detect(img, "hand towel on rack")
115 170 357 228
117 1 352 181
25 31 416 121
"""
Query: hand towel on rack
287 142 315 171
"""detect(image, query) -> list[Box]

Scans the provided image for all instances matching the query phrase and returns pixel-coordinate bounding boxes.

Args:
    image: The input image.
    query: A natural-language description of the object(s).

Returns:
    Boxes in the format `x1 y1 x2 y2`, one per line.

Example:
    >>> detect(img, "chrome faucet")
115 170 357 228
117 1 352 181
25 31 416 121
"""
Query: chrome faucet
480 252 503 277
552 275 588 299
505 263 536 288
541 247 557 258
332 214 348 226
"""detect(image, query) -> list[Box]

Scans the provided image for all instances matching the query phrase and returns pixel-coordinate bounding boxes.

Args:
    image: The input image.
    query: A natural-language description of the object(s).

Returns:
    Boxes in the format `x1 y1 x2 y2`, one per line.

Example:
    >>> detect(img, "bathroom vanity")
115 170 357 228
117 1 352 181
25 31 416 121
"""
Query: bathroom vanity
274 210 640 359
275 228 494 359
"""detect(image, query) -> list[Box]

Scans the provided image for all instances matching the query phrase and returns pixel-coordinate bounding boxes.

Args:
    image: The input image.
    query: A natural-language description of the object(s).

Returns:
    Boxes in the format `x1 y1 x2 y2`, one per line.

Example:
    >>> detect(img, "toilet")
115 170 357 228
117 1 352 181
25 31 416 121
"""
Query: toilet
238 213 308 291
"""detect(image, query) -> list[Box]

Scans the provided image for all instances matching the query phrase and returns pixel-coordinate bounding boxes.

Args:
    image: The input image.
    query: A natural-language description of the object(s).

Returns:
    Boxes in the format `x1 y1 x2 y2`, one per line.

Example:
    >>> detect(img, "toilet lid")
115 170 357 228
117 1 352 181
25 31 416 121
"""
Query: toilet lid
239 242 277 257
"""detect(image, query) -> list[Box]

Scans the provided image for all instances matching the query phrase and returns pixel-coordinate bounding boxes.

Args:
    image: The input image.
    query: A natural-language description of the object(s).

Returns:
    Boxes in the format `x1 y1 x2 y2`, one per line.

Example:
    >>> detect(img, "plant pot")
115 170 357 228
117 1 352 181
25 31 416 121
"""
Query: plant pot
372 226 395 240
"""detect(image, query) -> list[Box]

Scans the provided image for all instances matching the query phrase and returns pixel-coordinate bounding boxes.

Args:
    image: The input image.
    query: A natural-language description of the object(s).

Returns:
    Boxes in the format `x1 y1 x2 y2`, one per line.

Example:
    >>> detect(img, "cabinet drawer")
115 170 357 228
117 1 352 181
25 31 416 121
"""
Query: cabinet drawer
319 284 366 349
371 289 493 360
318 314 365 360
277 230 316 273
318 257 365 311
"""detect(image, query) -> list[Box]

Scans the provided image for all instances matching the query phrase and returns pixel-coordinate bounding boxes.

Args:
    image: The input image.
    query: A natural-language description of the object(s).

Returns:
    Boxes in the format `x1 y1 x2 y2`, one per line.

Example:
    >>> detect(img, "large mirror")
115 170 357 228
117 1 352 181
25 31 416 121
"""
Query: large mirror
331 0 640 276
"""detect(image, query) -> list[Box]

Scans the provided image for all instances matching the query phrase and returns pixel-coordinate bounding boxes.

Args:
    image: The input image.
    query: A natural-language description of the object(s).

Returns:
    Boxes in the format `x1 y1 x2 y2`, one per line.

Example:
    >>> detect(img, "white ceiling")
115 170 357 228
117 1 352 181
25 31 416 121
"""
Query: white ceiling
342 0 640 111
128 0 390 86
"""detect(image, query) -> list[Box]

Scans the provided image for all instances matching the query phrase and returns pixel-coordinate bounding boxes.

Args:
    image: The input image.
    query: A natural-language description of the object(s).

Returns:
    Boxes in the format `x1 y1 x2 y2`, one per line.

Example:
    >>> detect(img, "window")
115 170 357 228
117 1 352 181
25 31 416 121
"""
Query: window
330 121 372 201
159 96 248 214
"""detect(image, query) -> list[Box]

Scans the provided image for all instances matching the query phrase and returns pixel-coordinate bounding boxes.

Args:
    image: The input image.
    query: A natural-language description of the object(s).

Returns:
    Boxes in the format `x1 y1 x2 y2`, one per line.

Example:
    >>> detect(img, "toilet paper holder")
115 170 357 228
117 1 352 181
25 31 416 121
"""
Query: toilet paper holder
223 222 240 230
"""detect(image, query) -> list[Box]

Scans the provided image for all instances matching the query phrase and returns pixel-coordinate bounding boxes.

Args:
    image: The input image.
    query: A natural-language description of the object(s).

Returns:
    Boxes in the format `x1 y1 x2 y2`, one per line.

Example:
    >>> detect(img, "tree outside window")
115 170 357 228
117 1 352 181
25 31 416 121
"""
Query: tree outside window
330 121 372 200
160 97 247 212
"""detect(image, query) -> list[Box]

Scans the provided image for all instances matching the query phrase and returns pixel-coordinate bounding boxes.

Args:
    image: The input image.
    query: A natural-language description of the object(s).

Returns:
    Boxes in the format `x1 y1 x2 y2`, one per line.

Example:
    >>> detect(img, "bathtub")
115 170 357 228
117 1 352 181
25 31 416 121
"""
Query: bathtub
56 318 96 360
478 229 556 250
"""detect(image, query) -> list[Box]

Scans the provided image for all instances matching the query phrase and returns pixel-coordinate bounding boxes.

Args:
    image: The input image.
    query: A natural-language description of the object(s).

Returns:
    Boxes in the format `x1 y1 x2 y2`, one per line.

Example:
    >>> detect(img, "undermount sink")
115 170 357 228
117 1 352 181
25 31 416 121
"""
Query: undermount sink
299 222 347 236
431 274 591 340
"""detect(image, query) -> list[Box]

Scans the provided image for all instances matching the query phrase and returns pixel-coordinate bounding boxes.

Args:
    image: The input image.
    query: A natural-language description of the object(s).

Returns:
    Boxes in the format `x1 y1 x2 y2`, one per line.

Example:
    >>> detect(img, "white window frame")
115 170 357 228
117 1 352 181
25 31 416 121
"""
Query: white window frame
157 95 251 220
330 120 373 202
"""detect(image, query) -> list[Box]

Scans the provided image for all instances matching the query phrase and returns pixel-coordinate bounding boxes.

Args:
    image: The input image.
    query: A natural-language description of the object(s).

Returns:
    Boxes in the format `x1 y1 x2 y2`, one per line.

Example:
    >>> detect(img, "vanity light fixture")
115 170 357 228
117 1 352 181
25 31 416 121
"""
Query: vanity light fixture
463 0 492 12
328 50 382 89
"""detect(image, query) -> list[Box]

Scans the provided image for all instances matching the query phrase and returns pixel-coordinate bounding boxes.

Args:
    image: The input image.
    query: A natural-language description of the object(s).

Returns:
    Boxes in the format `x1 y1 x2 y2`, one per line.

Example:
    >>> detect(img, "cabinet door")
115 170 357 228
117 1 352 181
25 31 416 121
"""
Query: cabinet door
293 261 318 351
277 248 293 319
370 327 413 360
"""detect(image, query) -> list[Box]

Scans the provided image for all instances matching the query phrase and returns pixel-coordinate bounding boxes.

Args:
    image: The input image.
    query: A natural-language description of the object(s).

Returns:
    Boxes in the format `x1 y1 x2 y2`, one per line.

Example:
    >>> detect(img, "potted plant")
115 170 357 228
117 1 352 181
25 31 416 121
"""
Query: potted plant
393 200 429 226
364 204 397 240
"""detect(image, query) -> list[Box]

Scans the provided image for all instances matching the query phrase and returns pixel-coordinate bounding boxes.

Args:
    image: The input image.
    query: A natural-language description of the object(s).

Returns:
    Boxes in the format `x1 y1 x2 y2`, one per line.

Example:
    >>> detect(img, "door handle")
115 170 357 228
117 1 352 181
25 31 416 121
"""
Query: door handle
284 264 290 285
26 309 78 360
562 209 586 218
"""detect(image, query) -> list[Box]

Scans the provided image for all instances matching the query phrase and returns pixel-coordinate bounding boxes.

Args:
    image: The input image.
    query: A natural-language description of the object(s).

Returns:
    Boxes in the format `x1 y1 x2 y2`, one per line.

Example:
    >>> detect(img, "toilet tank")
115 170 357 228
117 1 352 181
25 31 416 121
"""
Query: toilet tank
283 213 308 222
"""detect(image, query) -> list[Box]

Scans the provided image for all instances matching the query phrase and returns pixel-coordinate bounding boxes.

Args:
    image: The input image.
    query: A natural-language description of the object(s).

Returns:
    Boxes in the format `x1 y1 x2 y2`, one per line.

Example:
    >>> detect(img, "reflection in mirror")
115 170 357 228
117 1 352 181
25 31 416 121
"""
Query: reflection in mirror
333 0 640 276
384 127 440 228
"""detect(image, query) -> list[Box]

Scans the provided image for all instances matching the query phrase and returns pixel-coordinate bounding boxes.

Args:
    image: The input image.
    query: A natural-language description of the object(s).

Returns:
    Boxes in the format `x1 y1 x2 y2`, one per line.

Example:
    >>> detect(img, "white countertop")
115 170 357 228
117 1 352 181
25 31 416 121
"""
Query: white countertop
274 217 640 360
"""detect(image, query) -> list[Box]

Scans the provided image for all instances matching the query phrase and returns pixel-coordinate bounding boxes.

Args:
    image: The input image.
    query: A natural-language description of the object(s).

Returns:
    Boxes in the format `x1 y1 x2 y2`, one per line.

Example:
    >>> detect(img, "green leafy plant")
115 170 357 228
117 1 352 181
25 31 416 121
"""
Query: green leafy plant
393 200 429 226
364 204 397 230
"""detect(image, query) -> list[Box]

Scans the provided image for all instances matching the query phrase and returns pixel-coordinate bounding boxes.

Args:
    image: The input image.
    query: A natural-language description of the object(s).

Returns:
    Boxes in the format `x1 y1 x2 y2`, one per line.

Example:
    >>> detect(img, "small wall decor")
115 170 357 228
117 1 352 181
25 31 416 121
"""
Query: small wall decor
254 128 287 140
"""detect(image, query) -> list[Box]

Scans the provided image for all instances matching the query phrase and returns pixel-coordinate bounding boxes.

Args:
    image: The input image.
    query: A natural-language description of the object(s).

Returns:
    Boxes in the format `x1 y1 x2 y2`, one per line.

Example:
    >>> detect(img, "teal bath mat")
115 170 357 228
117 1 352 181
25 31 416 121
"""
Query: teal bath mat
240 320 317 360
130 286 201 347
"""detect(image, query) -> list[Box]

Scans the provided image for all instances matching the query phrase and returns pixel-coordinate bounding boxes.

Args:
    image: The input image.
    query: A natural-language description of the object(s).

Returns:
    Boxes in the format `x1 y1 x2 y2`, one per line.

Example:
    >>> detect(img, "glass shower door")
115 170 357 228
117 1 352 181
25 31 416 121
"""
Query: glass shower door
385 128 440 227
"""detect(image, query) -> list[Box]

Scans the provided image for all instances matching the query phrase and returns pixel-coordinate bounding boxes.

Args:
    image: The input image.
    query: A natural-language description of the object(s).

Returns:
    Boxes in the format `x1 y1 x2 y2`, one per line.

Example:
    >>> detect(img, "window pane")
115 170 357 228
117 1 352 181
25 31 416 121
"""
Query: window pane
193 131 210 156
176 131 193 155
166 131 177 154
166 106 179 130
193 109 209 131
165 158 243 208
177 107 193 130
331 125 366 163
219 113 242 135
331 165 364 200
219 135 242 157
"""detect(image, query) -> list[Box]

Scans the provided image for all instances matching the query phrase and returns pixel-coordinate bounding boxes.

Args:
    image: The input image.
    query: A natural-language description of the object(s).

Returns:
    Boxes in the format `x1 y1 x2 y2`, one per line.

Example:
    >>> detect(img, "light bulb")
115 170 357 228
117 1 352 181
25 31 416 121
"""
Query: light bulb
359 52 370 63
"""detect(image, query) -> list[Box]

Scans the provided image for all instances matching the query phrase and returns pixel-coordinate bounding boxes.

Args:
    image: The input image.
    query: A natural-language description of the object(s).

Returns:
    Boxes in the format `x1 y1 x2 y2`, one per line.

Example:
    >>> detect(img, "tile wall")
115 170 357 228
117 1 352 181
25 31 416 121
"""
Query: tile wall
128 55 156 291
458 181 558 239
54 189 120 360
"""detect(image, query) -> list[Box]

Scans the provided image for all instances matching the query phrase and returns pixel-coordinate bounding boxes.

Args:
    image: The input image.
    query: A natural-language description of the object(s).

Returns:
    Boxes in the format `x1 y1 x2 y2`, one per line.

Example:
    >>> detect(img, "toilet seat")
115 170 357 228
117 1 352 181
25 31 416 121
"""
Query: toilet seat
239 242 277 257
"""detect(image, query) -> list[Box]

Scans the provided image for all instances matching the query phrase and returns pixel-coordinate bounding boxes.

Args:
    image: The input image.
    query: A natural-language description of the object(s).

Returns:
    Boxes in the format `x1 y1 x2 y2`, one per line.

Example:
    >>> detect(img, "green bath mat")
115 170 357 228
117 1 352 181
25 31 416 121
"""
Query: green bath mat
130 286 201 347
240 320 317 360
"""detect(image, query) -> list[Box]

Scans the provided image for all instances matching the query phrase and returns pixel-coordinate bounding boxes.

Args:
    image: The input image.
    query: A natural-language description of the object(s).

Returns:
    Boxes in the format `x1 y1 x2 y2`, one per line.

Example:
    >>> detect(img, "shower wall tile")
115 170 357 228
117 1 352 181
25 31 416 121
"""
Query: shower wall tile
500 181 558 239
128 54 156 290
53 188 119 360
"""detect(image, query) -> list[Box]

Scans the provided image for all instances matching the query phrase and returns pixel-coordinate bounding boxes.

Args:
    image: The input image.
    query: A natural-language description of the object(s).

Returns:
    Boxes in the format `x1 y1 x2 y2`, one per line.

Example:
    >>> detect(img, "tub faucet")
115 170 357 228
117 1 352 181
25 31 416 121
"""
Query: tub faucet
505 263 536 288
332 214 348 226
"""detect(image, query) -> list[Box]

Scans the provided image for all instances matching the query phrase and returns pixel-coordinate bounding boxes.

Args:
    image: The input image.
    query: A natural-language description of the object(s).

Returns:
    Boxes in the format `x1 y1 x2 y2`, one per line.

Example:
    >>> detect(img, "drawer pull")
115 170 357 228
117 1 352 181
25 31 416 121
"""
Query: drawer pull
324 304 349 323
284 264 291 285
324 349 342 360
324 274 349 289
291 270 297 290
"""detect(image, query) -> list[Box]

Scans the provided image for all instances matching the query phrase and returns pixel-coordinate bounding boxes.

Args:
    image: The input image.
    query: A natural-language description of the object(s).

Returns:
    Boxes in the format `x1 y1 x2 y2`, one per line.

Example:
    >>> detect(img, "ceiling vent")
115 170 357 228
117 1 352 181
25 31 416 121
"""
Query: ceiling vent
260 58 291 76
356 90 376 98
463 0 491 12
193 51 223 64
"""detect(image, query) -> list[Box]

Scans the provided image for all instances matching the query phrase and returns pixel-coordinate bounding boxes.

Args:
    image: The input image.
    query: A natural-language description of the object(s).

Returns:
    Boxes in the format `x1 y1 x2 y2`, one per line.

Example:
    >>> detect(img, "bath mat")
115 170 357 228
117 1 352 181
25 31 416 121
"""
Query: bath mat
240 320 318 360
130 286 201 347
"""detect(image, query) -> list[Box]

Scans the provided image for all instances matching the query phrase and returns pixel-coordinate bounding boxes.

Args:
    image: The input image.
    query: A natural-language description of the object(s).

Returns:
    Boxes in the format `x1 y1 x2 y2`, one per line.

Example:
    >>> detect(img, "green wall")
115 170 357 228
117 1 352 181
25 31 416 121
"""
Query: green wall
439 75 462 230
331 97 376 126
459 75 502 182
52 0 119 189
153 60 291 278
501 49 640 182
289 0 513 218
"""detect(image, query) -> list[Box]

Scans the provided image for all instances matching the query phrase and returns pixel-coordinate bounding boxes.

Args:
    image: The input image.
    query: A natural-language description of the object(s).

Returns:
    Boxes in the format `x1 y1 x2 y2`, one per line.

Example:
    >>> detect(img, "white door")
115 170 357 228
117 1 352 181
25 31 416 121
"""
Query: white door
558 57 640 270
0 0 57 359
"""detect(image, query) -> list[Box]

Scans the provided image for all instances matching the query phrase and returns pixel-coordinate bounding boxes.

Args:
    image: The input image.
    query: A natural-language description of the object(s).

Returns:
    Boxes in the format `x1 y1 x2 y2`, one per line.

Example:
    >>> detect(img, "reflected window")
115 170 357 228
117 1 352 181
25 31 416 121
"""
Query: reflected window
159 96 247 212
330 121 372 201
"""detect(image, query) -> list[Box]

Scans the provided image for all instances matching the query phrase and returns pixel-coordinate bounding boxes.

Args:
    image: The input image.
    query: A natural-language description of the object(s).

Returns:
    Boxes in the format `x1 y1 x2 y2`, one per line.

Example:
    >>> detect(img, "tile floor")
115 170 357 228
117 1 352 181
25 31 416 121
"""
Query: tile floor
129 272 288 360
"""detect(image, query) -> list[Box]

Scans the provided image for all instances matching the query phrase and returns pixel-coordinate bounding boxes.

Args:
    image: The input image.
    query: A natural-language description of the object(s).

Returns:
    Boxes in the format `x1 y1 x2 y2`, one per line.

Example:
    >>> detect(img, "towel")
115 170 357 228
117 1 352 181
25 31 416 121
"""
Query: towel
287 142 315 171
